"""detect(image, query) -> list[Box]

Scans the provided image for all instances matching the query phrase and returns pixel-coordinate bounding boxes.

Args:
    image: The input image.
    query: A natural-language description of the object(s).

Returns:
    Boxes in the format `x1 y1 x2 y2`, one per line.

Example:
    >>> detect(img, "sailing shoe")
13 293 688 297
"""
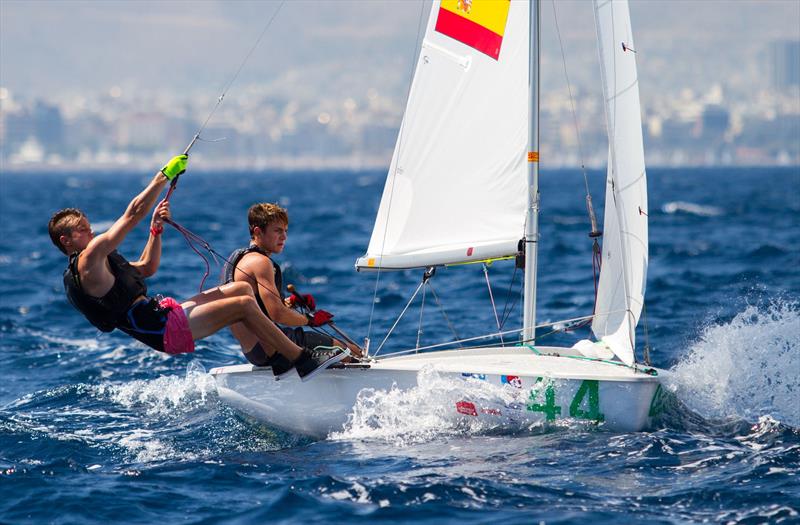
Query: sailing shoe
309 345 350 368
266 353 295 380
295 346 350 382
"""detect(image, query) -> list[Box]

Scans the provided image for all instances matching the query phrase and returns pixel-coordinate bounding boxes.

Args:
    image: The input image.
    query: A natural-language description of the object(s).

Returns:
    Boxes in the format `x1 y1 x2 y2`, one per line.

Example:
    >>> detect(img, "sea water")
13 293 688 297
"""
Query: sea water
0 167 798 523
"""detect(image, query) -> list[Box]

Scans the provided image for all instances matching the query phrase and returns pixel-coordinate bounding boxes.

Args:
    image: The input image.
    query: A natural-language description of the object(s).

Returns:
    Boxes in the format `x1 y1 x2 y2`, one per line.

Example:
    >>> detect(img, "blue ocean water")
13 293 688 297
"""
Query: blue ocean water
1 167 798 524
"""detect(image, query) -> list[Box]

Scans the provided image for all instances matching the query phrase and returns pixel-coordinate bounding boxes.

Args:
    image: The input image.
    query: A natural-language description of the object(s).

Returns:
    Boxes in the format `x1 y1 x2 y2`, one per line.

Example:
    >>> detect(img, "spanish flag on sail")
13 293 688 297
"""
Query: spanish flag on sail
435 0 511 60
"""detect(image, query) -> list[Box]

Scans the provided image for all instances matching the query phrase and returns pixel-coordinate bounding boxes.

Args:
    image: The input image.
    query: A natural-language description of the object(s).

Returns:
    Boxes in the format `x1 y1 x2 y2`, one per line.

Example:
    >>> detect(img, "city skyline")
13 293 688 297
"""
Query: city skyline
1 0 799 170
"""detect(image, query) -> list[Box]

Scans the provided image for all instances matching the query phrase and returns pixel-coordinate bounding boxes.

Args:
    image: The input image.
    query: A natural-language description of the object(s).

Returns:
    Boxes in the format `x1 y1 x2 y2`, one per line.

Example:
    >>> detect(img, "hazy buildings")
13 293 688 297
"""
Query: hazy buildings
2 26 799 172
771 40 800 91
1 80 798 171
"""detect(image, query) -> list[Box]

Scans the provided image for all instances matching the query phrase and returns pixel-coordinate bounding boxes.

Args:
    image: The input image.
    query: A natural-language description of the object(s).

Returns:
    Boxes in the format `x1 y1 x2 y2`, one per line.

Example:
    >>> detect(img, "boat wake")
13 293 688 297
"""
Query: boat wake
663 300 800 429
2 363 223 465
331 367 594 445
98 361 216 418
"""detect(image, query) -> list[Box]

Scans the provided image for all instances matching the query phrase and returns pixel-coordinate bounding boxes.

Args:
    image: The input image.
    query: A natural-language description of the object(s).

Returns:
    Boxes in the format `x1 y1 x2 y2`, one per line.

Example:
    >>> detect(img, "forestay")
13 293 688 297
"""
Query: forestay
355 0 529 271
590 0 648 365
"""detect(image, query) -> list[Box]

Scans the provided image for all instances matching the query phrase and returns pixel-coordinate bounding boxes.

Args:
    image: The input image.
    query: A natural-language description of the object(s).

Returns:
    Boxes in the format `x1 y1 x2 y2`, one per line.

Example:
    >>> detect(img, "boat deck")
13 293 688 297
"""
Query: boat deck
211 345 658 383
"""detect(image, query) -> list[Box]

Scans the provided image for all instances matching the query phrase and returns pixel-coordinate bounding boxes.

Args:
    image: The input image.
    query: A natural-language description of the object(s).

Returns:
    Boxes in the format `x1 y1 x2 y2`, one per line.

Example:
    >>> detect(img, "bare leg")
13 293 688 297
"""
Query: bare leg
230 321 260 356
230 321 273 364
181 282 302 361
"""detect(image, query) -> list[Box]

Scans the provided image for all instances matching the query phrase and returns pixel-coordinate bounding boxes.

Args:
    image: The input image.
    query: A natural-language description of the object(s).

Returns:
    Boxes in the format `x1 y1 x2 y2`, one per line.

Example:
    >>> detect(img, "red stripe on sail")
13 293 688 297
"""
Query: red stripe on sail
435 7 504 60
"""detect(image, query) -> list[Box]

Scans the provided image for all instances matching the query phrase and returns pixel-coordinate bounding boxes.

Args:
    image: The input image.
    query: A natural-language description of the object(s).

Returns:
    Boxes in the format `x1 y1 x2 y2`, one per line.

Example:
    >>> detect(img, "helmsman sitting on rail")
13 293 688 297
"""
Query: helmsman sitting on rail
224 202 362 378
48 156 346 381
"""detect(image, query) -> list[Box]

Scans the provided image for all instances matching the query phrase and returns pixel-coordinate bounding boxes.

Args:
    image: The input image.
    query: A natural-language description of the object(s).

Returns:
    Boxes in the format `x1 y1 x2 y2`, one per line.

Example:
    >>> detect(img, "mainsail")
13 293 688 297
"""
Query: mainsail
355 0 529 271
591 0 649 365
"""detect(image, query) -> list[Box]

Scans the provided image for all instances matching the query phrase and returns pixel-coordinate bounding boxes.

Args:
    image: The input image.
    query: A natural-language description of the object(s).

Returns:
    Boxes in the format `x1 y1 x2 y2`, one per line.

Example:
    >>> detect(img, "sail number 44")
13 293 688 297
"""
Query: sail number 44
527 378 605 422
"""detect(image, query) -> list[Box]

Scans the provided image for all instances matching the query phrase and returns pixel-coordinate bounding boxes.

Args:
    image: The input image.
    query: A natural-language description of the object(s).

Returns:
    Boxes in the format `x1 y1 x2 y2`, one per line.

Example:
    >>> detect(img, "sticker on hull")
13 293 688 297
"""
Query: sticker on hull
456 400 478 416
501 375 522 388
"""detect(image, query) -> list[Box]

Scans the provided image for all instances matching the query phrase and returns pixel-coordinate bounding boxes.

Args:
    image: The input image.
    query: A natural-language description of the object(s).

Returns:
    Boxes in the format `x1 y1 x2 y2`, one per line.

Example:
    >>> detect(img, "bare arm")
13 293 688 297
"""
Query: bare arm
130 199 170 277
80 171 169 273
76 171 169 297
237 254 308 326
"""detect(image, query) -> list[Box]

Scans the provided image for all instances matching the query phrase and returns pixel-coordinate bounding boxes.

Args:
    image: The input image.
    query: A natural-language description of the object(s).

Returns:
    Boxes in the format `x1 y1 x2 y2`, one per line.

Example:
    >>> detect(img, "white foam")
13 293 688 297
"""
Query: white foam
90 220 114 234
39 333 102 350
327 482 372 504
81 364 217 463
100 363 215 417
117 429 181 463
666 301 800 427
331 367 551 445
662 201 723 217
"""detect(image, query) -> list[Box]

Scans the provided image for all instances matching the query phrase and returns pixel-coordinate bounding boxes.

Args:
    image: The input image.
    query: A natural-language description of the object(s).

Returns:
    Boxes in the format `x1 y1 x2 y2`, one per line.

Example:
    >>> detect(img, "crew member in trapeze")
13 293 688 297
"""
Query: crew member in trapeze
223 202 363 378
48 155 347 380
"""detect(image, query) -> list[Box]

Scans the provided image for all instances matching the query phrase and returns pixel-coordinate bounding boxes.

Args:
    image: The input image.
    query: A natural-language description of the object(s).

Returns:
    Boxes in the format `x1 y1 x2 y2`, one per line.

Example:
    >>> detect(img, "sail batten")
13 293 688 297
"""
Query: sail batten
356 0 529 272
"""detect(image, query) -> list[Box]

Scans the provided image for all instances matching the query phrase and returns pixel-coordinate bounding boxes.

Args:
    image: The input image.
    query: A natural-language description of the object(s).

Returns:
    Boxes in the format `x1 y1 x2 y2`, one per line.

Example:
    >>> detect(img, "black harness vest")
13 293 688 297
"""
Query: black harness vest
63 251 167 351
223 245 283 319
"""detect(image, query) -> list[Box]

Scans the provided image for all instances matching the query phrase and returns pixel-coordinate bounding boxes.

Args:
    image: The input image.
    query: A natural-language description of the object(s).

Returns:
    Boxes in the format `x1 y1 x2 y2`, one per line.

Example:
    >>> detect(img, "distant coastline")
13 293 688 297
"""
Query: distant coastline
2 159 798 176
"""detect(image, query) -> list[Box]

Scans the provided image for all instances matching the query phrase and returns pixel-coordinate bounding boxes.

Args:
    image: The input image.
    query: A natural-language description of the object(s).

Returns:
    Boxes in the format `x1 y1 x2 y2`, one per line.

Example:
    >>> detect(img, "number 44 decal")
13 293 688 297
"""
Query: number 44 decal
526 378 605 422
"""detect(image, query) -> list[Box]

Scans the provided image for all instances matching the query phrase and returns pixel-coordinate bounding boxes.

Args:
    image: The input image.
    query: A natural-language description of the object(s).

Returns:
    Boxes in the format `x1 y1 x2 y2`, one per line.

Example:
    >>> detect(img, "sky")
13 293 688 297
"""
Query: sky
1 0 799 104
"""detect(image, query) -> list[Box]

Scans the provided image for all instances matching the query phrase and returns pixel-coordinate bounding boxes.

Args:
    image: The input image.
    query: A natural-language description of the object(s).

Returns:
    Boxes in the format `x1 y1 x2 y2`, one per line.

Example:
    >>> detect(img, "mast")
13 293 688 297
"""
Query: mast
523 0 541 342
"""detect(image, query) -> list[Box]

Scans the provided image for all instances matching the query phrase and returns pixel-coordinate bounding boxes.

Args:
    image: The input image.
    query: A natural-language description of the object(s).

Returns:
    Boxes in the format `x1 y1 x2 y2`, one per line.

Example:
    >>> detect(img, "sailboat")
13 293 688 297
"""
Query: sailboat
210 0 662 437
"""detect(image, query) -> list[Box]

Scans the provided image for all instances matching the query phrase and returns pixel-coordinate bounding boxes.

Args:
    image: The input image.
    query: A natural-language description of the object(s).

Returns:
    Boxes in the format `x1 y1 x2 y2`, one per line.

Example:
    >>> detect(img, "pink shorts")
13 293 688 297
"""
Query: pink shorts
159 297 195 355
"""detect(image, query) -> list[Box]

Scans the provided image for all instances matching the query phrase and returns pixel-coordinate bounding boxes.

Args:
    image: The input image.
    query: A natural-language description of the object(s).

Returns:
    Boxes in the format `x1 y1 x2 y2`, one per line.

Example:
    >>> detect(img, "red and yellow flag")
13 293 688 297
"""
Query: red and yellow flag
435 0 511 60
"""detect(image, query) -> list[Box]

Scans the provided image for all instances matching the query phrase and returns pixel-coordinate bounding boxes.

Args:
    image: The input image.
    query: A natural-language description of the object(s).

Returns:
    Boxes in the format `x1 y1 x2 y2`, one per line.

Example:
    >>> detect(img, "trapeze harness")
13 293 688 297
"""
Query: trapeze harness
63 250 194 354
223 245 281 320
223 245 332 365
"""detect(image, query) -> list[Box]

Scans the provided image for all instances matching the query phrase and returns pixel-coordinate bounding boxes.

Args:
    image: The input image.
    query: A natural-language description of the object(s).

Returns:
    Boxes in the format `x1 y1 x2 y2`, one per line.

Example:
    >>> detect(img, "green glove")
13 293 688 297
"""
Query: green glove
161 154 188 181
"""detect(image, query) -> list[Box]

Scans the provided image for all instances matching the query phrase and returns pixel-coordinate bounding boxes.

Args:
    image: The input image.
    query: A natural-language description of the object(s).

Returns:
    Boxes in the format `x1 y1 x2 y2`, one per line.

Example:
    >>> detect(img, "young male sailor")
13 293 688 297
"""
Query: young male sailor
223 203 362 376
48 156 347 380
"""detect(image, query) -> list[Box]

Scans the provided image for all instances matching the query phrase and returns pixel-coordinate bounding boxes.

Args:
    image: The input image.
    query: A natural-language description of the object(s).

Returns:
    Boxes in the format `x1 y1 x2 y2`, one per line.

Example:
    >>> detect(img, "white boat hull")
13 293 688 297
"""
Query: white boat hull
210 346 663 438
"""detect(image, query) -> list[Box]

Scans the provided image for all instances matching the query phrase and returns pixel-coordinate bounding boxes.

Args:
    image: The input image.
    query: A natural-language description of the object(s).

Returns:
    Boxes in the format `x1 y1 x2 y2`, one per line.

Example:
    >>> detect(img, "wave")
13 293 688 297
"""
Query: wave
661 201 723 217
747 244 789 258
331 367 466 445
92 362 219 462
99 361 215 417
89 220 114 234
331 367 593 446
664 300 800 428
2 363 218 464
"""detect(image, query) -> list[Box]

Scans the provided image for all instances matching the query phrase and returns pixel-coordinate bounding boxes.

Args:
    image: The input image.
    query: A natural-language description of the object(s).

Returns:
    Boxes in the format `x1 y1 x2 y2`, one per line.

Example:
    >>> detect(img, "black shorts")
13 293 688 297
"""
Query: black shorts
120 298 169 352
243 327 335 367
280 326 334 351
